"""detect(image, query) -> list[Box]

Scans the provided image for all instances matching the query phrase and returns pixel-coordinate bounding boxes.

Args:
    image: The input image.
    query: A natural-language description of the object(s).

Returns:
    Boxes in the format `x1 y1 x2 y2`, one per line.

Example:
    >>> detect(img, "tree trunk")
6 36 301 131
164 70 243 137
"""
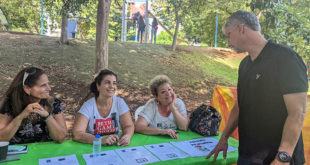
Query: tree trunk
32 11 40 34
95 0 112 73
33 24 40 34
60 11 68 44
172 11 179 51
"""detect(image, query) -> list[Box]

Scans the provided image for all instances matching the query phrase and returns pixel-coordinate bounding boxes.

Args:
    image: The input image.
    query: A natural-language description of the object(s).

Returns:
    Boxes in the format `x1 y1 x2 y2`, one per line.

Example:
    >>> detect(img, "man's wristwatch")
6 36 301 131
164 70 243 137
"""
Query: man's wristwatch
277 151 291 162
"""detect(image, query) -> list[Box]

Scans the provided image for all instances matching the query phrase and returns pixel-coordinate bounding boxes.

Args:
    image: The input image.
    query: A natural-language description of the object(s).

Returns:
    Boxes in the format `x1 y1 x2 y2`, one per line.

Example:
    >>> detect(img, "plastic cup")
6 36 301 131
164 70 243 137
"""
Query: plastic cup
0 142 9 161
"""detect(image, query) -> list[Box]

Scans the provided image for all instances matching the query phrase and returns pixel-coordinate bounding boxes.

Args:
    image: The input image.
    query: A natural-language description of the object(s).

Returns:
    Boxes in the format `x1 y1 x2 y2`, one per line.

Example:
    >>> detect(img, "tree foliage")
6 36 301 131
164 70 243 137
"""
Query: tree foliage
250 0 310 61
1 0 309 61
0 0 43 33
75 0 130 40
181 0 251 47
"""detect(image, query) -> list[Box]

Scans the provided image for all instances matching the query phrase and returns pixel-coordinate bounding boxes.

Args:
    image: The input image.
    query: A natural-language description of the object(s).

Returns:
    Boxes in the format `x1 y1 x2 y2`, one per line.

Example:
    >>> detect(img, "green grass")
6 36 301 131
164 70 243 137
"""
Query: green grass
180 52 241 84
214 58 241 70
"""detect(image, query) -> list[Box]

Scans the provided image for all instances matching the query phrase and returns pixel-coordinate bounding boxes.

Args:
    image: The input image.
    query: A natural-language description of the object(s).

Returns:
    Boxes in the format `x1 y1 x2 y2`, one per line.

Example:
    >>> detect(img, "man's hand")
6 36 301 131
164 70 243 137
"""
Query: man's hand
206 137 229 162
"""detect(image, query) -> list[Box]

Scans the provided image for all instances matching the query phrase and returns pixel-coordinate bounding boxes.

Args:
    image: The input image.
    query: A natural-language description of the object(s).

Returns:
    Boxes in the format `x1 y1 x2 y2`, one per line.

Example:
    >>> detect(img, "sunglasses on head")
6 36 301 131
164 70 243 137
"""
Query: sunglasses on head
22 68 37 86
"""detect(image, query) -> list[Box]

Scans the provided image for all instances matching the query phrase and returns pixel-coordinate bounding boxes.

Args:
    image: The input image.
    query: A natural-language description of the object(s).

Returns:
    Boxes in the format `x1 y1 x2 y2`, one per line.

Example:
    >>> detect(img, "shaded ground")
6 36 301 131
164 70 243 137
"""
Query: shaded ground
45 65 214 137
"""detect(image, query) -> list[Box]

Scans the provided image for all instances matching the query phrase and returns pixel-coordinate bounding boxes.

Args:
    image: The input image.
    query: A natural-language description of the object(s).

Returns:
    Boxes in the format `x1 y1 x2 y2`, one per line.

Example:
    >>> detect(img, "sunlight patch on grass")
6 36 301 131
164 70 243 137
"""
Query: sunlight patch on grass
181 52 240 84
214 58 242 69
129 49 137 53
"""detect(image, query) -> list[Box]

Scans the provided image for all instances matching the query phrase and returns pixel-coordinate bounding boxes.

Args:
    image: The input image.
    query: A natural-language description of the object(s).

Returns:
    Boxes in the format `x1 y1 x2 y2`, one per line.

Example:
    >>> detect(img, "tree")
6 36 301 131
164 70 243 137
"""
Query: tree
181 0 251 47
95 0 112 72
59 1 70 44
152 0 190 51
171 1 181 51
60 11 69 44
58 0 89 44
72 0 126 40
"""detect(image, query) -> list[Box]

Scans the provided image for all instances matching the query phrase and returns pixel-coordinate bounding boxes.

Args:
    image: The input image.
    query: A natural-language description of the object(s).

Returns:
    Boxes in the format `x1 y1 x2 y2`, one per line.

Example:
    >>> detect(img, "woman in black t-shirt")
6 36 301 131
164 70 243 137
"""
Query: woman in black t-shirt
0 67 67 144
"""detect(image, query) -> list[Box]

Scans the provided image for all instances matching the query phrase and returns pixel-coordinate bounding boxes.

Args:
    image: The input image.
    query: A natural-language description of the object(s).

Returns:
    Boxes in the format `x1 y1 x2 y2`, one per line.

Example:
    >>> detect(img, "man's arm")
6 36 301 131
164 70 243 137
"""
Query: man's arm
271 92 307 164
206 102 239 161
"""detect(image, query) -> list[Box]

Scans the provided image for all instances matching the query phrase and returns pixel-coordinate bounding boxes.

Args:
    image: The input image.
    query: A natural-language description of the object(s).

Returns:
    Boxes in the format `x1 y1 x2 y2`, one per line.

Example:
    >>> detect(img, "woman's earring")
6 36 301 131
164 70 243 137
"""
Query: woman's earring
27 90 31 96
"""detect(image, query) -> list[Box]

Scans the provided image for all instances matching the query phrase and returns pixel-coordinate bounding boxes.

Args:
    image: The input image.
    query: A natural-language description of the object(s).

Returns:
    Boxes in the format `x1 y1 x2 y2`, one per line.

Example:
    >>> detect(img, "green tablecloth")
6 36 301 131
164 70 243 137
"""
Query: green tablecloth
3 131 239 165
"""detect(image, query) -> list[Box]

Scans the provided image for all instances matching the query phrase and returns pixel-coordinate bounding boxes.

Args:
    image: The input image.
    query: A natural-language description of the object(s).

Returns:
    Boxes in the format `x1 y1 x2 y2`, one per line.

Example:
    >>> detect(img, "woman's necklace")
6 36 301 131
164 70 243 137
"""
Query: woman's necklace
158 104 170 117
97 100 112 117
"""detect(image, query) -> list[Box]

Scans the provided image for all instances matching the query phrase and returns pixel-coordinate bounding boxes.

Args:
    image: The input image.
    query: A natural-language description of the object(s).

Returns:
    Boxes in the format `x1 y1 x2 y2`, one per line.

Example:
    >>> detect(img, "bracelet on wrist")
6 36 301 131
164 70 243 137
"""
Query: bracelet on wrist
41 114 49 120
44 114 53 122
170 108 177 113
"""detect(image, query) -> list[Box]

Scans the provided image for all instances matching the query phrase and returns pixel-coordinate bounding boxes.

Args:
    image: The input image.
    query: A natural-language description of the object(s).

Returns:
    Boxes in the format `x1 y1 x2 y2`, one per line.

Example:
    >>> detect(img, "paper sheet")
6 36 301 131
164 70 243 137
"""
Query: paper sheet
145 143 188 161
39 154 79 165
83 150 124 165
171 137 237 157
115 146 159 165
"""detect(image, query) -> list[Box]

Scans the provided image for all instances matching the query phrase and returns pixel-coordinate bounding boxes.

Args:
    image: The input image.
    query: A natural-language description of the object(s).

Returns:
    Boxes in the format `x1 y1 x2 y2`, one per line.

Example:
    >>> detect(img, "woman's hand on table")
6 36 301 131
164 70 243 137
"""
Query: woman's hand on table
102 134 119 145
163 129 178 139
118 134 132 146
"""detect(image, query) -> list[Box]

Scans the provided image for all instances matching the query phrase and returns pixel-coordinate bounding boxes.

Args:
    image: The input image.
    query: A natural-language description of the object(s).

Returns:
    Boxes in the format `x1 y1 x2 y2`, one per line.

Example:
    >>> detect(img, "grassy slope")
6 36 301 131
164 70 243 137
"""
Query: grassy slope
181 52 241 83
0 32 241 93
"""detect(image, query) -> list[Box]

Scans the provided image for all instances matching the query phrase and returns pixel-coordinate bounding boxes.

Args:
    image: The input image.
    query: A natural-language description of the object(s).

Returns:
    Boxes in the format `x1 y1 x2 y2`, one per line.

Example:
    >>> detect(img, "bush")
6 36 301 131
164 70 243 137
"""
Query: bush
156 32 173 45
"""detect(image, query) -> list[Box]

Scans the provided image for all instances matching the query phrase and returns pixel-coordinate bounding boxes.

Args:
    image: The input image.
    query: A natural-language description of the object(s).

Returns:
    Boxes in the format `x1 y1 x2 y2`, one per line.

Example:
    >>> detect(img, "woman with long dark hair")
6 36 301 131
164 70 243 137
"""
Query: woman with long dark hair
72 69 134 146
0 67 67 144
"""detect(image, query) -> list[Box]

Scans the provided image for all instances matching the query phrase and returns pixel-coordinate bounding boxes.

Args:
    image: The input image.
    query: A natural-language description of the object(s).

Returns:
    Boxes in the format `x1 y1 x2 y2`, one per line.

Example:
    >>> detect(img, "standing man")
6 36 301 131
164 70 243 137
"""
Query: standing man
207 10 308 165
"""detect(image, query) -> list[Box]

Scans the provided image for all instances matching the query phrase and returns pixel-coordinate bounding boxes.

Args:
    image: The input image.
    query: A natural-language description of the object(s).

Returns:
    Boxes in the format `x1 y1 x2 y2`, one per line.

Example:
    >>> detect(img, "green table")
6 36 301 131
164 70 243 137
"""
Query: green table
3 131 239 165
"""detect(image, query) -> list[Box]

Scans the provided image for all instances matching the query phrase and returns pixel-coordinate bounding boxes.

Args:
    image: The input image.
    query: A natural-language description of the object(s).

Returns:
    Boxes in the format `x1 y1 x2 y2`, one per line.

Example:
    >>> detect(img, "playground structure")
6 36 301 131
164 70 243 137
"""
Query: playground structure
1 0 190 44
121 0 189 44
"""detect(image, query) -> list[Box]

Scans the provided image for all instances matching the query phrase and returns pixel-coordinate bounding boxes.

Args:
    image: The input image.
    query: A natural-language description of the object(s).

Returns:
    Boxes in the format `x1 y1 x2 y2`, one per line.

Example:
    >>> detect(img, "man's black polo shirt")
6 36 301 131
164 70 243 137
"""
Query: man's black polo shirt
237 40 308 164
